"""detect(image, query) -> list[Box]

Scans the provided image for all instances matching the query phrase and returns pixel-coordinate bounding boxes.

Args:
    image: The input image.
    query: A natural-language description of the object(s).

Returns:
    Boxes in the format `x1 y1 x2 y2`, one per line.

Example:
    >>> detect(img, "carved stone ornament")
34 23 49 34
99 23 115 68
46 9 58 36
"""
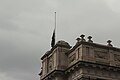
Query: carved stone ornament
48 56 53 71
95 51 108 60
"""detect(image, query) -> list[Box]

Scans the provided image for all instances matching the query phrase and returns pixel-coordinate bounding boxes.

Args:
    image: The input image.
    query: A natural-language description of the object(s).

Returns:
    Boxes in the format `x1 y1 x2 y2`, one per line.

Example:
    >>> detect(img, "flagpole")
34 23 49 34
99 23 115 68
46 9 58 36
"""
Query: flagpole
54 12 56 46
54 12 56 43
55 12 56 31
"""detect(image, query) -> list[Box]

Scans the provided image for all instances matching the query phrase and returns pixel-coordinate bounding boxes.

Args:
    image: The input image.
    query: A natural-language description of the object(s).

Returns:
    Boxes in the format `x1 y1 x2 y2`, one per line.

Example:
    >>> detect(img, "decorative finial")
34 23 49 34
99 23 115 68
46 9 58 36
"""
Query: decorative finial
76 37 81 43
87 36 93 43
80 34 86 41
107 40 113 47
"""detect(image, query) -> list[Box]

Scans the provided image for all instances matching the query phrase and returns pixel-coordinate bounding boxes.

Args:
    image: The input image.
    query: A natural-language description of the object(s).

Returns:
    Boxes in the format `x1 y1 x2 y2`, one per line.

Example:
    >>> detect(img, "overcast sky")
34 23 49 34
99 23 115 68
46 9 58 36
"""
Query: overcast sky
1 0 120 80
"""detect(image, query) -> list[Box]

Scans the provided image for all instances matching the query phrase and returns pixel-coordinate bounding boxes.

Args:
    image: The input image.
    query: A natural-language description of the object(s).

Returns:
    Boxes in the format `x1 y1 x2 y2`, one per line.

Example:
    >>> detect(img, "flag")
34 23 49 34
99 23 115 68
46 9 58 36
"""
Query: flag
51 29 55 47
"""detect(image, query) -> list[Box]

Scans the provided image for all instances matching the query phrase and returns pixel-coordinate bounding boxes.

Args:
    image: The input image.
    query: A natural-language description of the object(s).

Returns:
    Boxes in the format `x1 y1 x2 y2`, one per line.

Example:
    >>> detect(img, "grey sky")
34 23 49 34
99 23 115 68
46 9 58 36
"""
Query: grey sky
1 0 120 80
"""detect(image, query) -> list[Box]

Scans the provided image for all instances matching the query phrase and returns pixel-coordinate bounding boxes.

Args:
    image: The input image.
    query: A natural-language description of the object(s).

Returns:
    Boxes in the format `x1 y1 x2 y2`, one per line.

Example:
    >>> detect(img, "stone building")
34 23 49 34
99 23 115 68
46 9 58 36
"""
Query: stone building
39 34 120 80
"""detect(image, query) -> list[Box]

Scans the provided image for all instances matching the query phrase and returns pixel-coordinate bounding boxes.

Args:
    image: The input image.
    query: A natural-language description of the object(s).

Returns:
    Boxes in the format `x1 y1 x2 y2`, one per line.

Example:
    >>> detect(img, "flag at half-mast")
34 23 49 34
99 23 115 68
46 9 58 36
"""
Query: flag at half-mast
51 12 56 47
51 28 55 47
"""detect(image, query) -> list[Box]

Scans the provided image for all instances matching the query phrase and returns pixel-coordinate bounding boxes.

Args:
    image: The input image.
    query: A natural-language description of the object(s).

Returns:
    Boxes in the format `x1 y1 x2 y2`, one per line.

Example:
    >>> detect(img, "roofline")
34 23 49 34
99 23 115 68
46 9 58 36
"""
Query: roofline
41 41 120 60
41 43 71 60
66 41 120 55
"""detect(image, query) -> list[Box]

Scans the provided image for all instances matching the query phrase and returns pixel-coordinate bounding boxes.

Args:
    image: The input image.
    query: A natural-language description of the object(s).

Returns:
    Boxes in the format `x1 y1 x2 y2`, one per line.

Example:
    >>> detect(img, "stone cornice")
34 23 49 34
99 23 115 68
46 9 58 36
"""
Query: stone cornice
40 60 120 79
65 61 120 74
40 69 64 80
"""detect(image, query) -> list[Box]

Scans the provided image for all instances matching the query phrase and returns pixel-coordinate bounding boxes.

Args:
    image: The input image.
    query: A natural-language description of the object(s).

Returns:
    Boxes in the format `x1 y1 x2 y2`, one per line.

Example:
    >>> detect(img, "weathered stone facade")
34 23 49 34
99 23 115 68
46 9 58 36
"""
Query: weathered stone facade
39 35 120 80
